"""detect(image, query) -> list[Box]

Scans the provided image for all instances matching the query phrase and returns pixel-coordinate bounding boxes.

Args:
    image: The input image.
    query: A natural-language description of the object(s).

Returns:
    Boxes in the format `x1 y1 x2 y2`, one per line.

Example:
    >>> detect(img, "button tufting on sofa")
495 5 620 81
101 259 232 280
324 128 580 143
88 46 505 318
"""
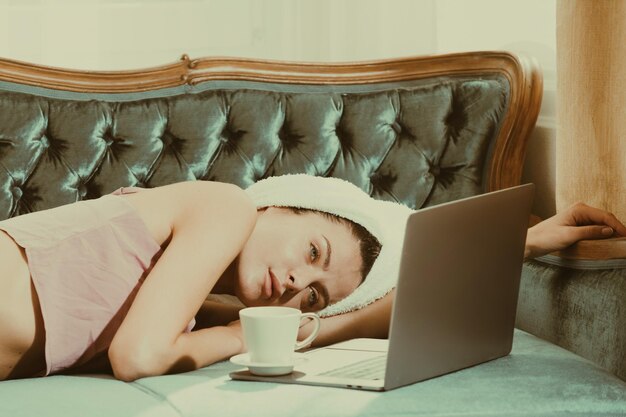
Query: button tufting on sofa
444 90 469 140
220 125 245 144
390 120 402 135
429 164 441 178
11 186 22 200
370 171 397 195
334 123 354 150
72 179 87 198
160 131 175 147
37 135 49 148
102 134 115 147
277 124 305 151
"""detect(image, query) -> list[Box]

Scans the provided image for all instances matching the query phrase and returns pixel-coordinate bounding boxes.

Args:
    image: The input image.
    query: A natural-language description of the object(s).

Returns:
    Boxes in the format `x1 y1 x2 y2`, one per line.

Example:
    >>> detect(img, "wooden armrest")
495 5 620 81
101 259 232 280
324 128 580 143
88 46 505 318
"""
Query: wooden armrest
553 237 626 261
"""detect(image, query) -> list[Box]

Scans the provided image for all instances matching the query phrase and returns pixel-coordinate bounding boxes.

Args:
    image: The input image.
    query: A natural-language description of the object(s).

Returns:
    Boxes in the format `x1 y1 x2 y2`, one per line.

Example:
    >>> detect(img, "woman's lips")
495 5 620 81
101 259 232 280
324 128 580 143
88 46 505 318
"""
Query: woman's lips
261 269 284 301
263 270 272 299
269 269 283 299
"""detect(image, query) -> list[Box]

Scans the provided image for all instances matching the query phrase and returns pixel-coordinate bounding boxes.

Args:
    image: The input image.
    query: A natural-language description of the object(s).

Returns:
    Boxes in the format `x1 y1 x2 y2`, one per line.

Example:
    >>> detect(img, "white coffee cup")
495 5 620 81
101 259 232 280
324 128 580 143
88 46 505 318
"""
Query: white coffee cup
239 306 321 364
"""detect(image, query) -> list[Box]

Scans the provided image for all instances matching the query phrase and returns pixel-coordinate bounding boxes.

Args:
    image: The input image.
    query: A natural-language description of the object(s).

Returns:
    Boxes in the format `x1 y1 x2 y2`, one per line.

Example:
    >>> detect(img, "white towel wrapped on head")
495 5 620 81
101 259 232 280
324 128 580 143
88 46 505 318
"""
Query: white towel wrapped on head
245 174 414 317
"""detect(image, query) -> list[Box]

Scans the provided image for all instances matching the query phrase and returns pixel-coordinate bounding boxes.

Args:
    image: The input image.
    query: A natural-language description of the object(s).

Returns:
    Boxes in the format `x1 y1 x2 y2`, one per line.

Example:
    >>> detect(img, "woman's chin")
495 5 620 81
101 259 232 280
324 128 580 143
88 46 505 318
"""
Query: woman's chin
235 290 266 308
235 275 268 307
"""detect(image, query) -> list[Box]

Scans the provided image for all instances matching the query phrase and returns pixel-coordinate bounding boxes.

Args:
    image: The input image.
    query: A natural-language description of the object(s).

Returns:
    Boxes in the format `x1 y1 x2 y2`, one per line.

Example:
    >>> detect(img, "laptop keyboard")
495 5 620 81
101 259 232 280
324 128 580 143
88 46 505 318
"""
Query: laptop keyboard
319 355 386 380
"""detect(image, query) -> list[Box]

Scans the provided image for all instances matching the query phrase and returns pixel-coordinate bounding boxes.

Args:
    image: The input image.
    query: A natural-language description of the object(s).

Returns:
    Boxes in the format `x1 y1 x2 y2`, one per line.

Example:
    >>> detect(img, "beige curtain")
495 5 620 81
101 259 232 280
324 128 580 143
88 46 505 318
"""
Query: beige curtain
556 0 626 222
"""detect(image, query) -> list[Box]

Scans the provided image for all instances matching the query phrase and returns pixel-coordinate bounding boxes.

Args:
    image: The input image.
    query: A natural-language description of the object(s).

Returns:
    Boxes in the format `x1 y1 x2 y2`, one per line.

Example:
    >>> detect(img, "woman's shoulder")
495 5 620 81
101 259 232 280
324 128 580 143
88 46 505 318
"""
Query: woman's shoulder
124 181 254 212
156 181 254 216
118 181 256 245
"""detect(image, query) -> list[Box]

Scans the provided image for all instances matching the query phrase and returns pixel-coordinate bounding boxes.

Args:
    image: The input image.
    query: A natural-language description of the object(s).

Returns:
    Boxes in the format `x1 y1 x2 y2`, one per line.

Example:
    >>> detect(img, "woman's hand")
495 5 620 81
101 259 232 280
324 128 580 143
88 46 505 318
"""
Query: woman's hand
525 202 626 259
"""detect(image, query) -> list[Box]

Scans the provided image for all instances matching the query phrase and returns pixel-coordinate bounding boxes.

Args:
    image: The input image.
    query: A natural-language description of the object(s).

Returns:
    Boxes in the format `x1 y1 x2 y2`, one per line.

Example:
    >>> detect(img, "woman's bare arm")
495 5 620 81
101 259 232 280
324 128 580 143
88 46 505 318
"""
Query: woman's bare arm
297 290 394 347
108 181 256 381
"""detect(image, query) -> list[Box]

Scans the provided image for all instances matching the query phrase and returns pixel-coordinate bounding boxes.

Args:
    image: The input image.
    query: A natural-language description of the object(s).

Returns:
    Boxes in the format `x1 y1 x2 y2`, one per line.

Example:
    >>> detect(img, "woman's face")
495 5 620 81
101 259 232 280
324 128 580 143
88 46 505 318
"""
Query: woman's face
234 207 363 312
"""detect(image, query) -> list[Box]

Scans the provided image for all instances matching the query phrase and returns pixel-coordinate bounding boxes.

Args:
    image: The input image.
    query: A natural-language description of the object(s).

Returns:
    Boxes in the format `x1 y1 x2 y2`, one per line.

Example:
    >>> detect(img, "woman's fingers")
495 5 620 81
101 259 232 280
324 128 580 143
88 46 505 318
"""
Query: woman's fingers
567 225 615 242
568 203 626 236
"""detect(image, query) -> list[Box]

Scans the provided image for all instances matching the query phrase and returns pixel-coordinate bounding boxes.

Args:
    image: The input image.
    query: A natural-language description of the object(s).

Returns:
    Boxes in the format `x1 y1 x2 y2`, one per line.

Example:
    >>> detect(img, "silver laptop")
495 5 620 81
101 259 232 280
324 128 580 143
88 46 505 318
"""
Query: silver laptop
230 184 535 391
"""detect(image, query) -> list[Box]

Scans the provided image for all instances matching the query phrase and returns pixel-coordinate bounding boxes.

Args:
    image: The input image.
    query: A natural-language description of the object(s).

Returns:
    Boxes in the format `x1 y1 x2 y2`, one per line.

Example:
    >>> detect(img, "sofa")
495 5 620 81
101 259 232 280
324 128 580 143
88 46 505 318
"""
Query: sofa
0 51 624 417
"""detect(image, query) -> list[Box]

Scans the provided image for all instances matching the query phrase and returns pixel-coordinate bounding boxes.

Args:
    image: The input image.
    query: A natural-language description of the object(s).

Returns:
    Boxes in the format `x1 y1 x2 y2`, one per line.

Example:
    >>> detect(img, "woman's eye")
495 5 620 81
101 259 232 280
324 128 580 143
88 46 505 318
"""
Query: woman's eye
307 286 319 306
309 243 319 262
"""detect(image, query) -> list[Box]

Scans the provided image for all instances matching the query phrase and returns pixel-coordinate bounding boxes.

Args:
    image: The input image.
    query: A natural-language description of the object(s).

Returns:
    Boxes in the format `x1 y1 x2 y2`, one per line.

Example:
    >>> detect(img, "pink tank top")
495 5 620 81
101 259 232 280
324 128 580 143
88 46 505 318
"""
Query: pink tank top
0 187 195 375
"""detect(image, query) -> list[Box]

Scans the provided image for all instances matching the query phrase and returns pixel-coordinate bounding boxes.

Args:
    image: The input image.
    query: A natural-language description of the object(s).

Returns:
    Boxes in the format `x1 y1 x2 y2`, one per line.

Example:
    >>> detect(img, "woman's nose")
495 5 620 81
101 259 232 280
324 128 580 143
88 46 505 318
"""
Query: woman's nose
284 267 317 294
271 271 297 297
284 275 297 293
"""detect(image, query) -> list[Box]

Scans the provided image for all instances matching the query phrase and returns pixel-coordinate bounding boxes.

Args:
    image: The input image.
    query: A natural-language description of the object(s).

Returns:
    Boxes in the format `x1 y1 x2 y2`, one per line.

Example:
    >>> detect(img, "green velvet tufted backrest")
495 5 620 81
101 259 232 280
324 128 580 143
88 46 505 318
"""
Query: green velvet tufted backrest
0 52 542 219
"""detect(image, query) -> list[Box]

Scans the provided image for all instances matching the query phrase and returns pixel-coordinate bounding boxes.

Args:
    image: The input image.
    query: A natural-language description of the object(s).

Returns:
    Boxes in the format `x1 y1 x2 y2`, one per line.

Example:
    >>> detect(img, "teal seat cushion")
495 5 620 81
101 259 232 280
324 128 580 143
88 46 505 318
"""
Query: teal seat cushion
3 330 622 417
0 373 178 417
137 330 626 417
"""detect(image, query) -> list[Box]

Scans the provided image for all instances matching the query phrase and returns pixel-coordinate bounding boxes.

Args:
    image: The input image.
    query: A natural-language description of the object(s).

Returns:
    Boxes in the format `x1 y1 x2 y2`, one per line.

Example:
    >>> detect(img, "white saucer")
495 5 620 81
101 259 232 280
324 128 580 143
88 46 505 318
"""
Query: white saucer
230 353 308 376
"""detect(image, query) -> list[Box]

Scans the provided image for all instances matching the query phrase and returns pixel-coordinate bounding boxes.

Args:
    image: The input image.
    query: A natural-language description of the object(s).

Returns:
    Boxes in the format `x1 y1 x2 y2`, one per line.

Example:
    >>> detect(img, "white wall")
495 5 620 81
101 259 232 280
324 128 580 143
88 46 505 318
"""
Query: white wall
0 0 265 70
435 0 557 218
0 0 436 68
0 0 556 216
